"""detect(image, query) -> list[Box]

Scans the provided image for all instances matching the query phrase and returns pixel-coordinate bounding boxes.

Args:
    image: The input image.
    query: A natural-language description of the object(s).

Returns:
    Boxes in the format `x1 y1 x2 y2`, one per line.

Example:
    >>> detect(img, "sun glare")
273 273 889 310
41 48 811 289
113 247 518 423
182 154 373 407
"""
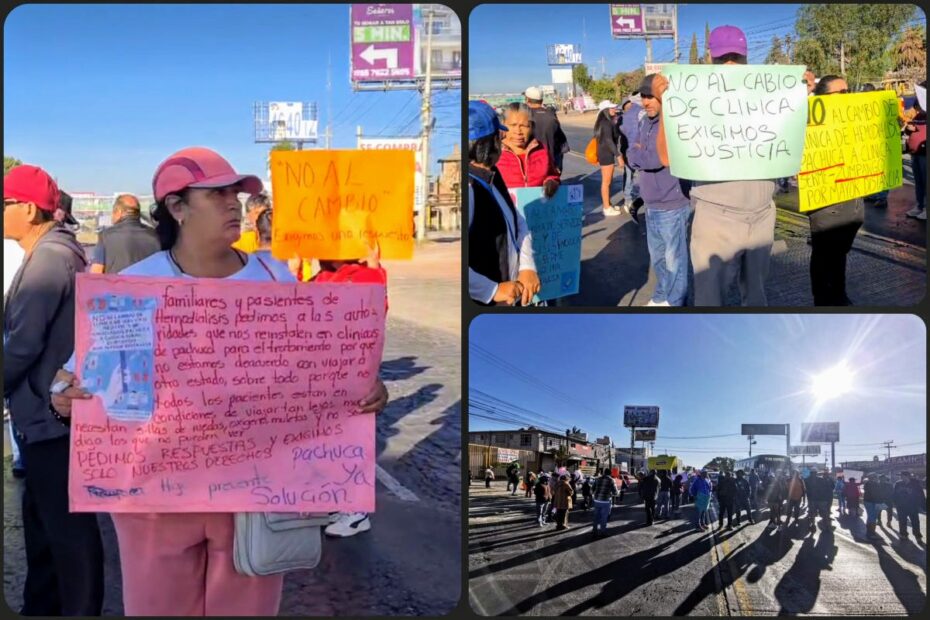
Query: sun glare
811 362 855 402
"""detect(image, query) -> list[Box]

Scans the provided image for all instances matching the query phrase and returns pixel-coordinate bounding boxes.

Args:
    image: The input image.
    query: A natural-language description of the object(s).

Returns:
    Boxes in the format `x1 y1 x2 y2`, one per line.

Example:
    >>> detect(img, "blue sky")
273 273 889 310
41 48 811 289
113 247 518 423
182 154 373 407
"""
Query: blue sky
471 3 804 93
4 4 460 194
469 315 926 470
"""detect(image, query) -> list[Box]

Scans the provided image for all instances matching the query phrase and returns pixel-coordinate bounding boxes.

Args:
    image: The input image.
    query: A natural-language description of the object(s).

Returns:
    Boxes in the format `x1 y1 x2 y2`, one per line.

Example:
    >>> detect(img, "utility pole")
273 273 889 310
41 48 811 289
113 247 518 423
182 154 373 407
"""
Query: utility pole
645 37 653 63
672 4 679 63
599 56 607 78
325 52 333 149
629 427 635 474
418 6 434 242
882 440 896 461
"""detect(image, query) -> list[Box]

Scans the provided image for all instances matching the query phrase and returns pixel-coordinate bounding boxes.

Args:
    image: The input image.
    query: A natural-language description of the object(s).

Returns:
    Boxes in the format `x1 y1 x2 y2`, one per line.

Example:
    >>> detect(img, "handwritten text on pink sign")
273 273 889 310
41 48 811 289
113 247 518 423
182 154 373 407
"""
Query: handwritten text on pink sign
69 274 385 513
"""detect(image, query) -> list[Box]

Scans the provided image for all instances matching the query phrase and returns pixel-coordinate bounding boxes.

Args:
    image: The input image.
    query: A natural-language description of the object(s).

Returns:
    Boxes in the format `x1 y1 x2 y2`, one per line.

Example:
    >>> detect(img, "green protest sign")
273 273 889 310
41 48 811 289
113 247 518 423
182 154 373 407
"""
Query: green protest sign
661 64 808 181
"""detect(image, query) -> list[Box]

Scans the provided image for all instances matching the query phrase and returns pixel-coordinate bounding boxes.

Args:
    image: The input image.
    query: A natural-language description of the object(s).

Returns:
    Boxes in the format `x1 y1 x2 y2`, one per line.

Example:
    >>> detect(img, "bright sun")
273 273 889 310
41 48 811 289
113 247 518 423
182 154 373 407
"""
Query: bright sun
811 362 855 401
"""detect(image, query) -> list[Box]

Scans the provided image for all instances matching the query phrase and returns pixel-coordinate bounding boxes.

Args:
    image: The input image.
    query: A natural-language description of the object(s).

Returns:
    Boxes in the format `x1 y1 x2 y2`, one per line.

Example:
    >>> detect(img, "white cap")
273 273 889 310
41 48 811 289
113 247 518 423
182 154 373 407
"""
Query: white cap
598 100 618 111
524 86 543 101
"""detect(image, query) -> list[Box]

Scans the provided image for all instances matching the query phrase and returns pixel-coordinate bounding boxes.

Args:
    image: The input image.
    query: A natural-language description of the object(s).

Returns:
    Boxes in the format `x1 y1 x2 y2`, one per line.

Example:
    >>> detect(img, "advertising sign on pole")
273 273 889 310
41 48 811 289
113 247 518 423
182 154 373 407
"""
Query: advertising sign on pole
800 422 840 443
268 102 319 141
789 445 822 457
547 44 583 66
623 406 660 428
741 424 788 436
552 68 574 85
351 4 416 83
611 4 675 39
610 4 644 37
634 429 657 441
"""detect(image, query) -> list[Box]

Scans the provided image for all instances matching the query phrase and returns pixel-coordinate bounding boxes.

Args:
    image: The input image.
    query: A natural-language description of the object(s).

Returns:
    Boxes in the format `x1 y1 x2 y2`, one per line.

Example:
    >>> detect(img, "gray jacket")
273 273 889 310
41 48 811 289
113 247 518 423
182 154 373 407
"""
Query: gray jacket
4 226 87 444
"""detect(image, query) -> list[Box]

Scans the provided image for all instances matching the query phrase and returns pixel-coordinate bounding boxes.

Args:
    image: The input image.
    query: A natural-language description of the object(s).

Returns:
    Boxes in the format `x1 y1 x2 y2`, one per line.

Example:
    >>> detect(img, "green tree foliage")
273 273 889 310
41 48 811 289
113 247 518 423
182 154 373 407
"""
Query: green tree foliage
793 4 916 88
891 26 926 83
765 35 790 64
270 141 295 151
4 156 22 176
704 457 736 472
704 22 712 63
573 64 593 93
689 33 699 64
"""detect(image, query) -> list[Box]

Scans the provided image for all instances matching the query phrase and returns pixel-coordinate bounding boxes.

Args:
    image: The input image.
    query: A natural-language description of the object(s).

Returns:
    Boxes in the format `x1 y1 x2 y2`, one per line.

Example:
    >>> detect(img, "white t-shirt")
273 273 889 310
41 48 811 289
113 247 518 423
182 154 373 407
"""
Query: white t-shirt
3 239 25 296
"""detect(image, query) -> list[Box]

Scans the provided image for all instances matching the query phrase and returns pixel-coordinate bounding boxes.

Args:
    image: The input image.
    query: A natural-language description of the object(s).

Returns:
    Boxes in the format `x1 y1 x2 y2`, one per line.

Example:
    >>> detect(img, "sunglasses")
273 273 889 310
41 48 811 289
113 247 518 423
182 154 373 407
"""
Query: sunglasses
829 89 850 95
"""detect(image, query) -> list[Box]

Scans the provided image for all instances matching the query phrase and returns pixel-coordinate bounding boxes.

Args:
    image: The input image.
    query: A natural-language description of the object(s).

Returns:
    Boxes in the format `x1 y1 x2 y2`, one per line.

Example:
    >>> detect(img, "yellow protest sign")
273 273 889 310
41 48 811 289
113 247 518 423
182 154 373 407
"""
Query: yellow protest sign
798 91 902 212
270 150 415 260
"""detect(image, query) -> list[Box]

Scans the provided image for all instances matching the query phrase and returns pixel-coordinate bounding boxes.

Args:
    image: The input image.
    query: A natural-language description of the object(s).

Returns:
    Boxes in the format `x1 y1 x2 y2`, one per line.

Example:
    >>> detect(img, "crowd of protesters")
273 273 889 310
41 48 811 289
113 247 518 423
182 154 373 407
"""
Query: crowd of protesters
468 24 927 308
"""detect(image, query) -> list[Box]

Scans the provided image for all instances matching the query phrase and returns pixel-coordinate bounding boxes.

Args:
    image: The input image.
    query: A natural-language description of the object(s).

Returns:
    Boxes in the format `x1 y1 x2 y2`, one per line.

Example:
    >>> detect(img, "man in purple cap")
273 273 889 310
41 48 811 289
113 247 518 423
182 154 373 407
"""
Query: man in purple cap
3 164 104 615
655 25 779 307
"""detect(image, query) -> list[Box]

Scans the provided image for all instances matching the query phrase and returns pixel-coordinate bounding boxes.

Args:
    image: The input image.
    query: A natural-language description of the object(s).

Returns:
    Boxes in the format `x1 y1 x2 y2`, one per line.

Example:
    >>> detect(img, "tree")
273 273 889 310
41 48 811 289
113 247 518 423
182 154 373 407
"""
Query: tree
704 457 736 472
4 156 22 176
765 35 790 64
891 26 926 83
689 33 699 64
551 445 571 467
270 141 295 151
573 64 593 94
793 4 916 89
704 22 712 63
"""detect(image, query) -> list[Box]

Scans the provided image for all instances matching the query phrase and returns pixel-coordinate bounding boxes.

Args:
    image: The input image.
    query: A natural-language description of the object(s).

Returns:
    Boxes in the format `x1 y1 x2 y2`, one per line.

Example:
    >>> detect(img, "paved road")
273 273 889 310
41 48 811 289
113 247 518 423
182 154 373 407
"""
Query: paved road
3 239 462 616
469 484 927 616
552 112 926 306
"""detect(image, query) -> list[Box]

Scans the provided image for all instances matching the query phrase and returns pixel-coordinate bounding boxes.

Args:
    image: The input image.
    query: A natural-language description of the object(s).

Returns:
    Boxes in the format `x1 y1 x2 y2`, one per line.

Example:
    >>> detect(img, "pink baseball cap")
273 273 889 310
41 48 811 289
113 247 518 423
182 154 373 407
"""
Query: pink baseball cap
708 25 748 58
152 147 263 202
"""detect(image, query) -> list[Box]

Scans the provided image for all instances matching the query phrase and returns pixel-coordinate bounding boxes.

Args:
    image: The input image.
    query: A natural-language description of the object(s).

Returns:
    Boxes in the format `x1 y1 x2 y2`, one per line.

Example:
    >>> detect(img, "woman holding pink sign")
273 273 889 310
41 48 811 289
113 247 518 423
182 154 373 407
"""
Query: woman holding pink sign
51 146 389 616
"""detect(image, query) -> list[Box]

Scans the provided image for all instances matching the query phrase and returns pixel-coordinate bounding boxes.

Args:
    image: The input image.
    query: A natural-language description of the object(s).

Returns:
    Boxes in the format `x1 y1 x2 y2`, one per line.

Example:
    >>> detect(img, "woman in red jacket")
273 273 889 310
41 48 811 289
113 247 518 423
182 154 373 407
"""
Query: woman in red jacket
496 103 560 198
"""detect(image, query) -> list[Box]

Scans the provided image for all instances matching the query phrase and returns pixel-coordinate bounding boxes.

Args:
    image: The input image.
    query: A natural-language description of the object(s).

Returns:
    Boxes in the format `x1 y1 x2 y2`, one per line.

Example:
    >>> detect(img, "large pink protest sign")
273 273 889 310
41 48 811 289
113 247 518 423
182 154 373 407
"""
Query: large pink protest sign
69 274 385 513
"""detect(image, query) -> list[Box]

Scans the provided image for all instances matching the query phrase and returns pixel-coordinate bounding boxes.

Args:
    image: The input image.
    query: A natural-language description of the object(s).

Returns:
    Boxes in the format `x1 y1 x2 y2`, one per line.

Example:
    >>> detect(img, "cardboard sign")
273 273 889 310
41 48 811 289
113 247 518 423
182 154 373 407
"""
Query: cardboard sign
509 185 583 302
661 64 808 180
798 91 903 212
270 150 414 261
70 274 386 513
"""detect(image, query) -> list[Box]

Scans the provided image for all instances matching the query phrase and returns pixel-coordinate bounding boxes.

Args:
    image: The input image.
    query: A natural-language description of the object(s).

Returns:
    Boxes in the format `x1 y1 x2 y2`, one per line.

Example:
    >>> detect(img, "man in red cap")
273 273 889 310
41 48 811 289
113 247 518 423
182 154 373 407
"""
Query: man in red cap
3 164 104 615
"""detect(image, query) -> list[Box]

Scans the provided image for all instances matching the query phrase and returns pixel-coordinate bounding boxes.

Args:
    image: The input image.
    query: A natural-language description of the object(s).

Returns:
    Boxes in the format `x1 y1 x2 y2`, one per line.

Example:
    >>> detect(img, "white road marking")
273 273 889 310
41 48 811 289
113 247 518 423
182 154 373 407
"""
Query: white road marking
376 464 420 502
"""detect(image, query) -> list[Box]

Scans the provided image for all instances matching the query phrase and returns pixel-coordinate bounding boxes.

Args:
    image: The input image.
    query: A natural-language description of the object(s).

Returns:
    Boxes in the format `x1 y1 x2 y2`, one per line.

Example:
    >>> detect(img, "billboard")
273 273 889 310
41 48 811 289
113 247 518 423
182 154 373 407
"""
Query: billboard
358 137 425 215
413 4 462 80
801 422 840 443
351 4 416 82
623 405 660 428
634 429 656 441
268 102 319 141
610 4 675 39
547 44 582 66
552 67 574 85
497 448 520 463
741 424 788 436
644 62 668 74
789 445 822 456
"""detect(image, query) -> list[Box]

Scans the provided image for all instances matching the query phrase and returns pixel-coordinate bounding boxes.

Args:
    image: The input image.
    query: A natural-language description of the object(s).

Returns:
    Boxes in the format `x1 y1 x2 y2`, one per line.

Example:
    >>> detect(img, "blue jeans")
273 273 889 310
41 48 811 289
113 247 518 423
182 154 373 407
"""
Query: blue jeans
646 204 693 306
619 166 634 200
592 499 611 533
912 153 926 210
657 490 670 518
865 501 878 525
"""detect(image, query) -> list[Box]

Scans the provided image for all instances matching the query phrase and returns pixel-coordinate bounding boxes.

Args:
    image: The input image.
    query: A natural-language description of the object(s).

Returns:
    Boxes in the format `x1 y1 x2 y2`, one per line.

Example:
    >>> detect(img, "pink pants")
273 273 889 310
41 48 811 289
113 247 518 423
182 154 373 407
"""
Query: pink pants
111 513 283 616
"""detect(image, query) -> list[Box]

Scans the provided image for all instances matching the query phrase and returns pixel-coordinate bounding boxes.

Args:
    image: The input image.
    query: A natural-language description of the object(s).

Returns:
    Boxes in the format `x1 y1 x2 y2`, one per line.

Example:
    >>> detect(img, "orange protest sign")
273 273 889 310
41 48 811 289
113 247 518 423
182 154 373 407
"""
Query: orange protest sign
270 150 415 260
